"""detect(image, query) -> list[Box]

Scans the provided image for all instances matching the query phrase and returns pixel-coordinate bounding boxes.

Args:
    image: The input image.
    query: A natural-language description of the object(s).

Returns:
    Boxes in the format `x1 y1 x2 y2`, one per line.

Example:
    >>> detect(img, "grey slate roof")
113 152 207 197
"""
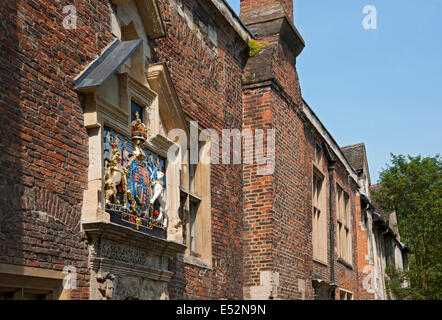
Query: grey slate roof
75 39 142 91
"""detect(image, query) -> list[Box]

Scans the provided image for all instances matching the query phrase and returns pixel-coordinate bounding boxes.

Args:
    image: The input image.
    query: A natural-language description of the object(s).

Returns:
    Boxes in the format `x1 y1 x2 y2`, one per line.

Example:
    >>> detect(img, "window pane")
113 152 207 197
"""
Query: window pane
189 200 199 254
131 100 143 122
337 223 341 257
0 288 15 300
336 186 343 221
341 225 346 259
340 291 346 300
313 207 318 256
341 191 345 222
347 228 352 264
23 292 47 300
189 163 196 194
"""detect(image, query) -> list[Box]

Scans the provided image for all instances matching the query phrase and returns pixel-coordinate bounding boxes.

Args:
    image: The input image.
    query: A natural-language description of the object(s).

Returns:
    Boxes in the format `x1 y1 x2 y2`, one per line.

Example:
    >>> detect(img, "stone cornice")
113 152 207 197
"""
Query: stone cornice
83 221 186 258
245 16 305 58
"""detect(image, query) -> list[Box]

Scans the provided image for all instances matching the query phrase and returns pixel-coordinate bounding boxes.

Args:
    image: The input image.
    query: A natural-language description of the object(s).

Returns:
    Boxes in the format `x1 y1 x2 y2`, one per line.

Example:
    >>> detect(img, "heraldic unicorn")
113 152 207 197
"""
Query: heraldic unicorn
104 112 168 233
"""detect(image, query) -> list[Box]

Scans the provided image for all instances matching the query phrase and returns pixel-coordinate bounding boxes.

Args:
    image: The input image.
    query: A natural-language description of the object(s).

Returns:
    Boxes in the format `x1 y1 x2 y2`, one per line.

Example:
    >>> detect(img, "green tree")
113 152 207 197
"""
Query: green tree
372 154 442 300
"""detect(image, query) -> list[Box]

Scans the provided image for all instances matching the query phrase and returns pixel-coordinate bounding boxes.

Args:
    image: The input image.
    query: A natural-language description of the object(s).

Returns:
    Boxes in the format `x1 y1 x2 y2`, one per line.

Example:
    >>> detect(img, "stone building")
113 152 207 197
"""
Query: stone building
0 0 406 300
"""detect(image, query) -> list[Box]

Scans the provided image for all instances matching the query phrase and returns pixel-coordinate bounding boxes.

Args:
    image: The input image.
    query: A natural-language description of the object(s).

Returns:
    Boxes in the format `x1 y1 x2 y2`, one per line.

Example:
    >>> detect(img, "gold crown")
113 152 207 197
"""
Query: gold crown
131 112 147 141
110 141 118 149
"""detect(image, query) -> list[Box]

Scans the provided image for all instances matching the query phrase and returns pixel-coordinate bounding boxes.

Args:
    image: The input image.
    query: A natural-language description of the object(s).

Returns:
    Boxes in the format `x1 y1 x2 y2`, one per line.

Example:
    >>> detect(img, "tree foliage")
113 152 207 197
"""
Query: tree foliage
372 154 442 300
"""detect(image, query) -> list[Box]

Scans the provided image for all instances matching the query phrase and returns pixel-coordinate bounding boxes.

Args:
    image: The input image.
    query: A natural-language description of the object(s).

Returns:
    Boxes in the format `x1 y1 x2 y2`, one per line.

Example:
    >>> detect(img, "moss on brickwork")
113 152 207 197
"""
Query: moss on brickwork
248 39 269 57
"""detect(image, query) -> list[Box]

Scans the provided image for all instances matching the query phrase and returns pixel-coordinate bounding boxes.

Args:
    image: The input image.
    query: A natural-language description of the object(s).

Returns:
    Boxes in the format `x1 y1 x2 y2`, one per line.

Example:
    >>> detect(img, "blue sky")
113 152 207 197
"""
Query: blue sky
227 0 442 183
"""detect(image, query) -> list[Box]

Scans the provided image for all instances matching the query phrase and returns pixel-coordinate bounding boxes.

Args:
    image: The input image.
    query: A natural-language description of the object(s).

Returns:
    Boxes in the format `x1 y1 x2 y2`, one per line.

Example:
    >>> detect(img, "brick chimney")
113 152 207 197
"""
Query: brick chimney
240 0 294 23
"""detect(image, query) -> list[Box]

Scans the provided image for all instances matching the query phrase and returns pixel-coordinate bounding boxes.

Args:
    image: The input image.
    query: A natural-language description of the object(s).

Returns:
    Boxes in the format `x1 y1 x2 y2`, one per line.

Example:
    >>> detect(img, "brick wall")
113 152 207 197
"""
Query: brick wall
272 91 314 299
333 161 360 298
240 0 362 299
152 0 247 299
0 0 372 301
0 0 247 300
270 37 313 300
355 194 376 299
241 86 274 294
0 0 113 299
241 9 314 298
305 127 362 299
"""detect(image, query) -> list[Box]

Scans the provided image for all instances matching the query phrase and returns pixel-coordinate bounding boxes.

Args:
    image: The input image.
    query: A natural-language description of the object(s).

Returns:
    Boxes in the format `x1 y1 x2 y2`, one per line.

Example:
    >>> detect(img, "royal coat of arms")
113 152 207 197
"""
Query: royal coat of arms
103 112 167 235
127 157 150 213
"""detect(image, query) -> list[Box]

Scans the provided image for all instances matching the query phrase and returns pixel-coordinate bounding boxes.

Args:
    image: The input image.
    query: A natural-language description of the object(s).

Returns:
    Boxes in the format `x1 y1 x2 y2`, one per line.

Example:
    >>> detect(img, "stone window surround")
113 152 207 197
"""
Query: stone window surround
336 182 353 266
0 263 70 300
179 123 213 269
312 164 328 265
338 288 354 300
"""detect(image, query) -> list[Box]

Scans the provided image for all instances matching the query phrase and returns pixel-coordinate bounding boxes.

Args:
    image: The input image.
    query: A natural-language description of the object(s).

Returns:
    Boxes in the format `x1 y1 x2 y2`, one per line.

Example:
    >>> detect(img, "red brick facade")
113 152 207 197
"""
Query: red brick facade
240 0 363 299
0 0 113 299
153 0 247 299
0 0 381 300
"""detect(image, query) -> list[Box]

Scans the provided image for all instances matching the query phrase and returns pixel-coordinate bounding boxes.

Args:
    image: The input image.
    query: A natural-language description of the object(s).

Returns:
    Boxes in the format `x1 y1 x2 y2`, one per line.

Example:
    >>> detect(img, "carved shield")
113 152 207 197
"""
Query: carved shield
127 159 150 215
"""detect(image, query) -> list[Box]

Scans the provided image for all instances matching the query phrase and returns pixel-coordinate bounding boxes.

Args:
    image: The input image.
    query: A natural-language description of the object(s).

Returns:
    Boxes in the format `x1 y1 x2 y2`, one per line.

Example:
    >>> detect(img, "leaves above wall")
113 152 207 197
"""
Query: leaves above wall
373 154 442 300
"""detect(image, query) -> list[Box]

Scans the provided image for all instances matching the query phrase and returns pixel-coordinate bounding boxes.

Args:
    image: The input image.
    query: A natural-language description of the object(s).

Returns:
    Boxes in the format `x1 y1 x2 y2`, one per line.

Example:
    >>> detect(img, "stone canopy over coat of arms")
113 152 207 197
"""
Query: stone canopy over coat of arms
103 112 167 236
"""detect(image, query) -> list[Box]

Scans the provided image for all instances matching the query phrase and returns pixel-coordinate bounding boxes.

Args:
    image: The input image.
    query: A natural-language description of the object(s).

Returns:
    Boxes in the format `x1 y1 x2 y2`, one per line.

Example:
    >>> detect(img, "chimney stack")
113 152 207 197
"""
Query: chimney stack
240 0 294 24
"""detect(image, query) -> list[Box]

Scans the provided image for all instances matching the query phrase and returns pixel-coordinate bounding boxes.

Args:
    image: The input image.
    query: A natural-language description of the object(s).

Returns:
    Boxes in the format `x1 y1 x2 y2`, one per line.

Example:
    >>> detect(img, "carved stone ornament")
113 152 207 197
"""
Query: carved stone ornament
96 272 116 300
84 223 185 300
104 115 168 235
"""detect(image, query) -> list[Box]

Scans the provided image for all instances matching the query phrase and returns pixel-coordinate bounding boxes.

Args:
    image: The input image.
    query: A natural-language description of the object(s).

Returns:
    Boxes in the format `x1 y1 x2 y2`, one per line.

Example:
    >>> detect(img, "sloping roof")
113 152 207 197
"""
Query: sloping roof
75 39 142 92
341 142 367 172
342 142 372 185
302 100 360 187
370 184 392 223
371 184 408 251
